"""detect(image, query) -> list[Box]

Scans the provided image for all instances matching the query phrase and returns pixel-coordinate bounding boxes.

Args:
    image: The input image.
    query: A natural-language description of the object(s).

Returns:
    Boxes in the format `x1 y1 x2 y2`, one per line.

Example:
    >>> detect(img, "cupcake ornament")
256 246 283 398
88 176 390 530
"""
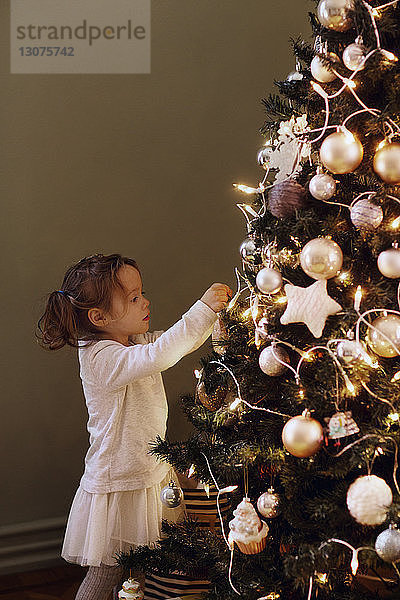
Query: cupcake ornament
228 497 269 554
118 578 144 600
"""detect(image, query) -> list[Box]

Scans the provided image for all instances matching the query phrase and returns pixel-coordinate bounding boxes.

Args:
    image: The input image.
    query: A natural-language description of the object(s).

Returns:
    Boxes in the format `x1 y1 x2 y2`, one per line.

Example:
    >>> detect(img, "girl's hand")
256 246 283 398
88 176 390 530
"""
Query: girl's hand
201 283 233 313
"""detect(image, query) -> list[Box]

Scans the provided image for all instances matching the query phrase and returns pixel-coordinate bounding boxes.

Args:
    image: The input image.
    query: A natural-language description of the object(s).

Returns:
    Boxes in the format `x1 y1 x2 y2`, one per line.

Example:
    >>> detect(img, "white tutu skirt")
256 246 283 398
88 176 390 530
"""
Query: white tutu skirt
61 468 185 567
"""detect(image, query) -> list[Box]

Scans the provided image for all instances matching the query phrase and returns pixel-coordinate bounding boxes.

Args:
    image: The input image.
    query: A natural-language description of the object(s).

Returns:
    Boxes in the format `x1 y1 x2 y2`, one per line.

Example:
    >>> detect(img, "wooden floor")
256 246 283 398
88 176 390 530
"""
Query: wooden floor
0 565 89 600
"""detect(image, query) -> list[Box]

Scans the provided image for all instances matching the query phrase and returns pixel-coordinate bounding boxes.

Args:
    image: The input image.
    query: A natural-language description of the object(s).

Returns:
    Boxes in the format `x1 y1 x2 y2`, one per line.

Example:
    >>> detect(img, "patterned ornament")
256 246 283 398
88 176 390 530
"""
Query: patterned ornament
300 238 343 280
259 345 290 376
350 199 383 231
347 475 392 525
378 247 400 279
317 0 354 31
311 52 340 83
196 380 229 411
320 129 363 174
118 578 144 600
367 315 400 358
280 280 342 338
257 488 280 518
375 524 400 563
309 172 337 200
228 497 269 554
324 411 359 439
212 317 228 355
282 410 324 457
256 267 283 294
336 340 367 364
268 179 307 218
160 481 183 508
373 142 400 184
343 37 368 71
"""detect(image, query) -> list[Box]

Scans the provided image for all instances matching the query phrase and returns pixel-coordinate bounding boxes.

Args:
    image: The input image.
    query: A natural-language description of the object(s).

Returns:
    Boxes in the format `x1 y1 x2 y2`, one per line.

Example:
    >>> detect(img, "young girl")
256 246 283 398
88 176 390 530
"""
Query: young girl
37 253 231 600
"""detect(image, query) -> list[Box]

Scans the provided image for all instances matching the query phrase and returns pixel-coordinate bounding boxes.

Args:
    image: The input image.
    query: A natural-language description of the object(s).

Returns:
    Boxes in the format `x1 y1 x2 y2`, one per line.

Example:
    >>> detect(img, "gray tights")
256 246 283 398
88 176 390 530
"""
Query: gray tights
75 563 124 600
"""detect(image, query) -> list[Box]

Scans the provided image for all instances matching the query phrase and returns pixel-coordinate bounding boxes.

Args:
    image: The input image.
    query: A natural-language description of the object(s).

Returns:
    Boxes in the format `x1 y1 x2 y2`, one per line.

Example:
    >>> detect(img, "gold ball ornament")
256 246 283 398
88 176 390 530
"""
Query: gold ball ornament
367 315 400 358
317 0 354 31
378 247 400 279
311 52 340 83
196 380 229 411
257 487 280 518
373 142 400 184
309 172 336 200
282 410 324 458
343 38 368 71
320 130 363 174
300 237 343 280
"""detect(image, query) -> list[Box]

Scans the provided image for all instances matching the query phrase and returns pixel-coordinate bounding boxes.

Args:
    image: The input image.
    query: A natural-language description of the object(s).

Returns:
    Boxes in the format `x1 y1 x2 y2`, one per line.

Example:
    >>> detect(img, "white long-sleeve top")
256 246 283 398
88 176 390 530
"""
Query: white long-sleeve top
78 300 217 494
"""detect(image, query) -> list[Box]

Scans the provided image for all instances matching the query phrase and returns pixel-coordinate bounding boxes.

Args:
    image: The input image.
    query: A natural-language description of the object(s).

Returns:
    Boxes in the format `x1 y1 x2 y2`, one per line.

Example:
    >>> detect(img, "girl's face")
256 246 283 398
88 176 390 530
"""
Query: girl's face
102 265 150 344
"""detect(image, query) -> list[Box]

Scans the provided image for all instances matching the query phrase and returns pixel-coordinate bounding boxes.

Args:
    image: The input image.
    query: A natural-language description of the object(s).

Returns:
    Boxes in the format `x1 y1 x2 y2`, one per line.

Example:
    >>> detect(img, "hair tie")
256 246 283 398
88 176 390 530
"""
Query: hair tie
57 290 66 296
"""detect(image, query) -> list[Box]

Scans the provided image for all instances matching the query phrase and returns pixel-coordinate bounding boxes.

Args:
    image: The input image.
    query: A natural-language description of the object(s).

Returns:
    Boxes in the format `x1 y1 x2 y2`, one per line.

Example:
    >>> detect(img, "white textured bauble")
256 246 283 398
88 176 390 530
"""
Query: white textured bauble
336 340 365 364
375 524 400 563
259 345 290 376
367 315 400 358
160 481 183 508
257 488 280 518
350 199 383 230
373 142 400 184
300 238 343 280
378 248 400 279
282 412 323 458
256 267 283 295
311 53 340 83
320 130 363 174
347 475 392 525
240 238 259 264
343 41 368 71
309 173 336 200
317 0 354 31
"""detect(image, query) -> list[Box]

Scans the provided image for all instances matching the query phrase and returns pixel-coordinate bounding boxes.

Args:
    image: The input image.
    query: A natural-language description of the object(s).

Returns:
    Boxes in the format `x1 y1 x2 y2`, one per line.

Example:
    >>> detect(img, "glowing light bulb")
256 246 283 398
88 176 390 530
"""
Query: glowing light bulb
381 49 398 61
188 464 196 477
344 78 357 89
311 81 328 98
388 412 400 422
354 286 363 311
351 553 359 576
230 398 242 410
220 485 238 494
276 296 288 304
194 369 202 379
391 370 400 382
233 183 264 194
391 216 400 229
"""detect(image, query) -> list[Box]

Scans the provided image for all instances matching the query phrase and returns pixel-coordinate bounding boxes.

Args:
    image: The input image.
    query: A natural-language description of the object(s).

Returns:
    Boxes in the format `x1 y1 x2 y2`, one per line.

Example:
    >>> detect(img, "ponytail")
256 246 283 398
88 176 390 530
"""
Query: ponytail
36 290 80 350
36 253 140 350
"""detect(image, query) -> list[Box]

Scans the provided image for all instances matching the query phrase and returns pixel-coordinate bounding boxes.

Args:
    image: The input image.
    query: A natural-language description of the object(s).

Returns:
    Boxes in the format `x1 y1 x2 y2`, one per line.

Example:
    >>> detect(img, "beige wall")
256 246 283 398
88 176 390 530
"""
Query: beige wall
1 0 310 538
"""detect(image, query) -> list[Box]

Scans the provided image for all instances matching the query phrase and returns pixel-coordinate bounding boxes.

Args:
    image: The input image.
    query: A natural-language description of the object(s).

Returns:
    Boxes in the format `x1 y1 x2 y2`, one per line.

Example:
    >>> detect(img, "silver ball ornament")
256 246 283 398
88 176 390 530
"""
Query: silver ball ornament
282 411 323 458
256 267 283 295
373 142 400 184
259 345 290 376
300 238 343 280
320 130 363 174
343 40 368 71
257 488 280 518
378 247 400 279
367 315 400 358
336 340 365 364
350 199 383 231
347 475 392 526
317 0 354 31
375 524 400 563
309 173 336 200
240 238 259 265
160 481 183 508
311 53 340 83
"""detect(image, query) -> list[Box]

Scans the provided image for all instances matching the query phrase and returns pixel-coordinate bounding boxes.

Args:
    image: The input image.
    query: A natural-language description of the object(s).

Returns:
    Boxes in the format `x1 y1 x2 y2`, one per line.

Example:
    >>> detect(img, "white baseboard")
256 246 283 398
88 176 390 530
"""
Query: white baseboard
0 516 67 575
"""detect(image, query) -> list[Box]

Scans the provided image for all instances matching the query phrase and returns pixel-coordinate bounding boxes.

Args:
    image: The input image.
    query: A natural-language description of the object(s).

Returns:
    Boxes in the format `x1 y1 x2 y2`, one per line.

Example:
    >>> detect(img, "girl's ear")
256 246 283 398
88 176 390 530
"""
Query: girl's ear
87 308 109 328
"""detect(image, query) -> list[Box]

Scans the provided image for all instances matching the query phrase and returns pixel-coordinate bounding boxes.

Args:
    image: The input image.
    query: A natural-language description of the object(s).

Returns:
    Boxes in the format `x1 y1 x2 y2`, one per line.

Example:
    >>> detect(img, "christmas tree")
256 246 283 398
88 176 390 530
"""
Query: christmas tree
118 1 400 598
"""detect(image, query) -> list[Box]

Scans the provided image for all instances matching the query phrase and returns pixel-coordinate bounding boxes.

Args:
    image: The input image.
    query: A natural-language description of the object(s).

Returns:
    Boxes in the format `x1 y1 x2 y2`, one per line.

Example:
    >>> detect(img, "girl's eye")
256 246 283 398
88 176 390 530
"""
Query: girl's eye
131 291 146 302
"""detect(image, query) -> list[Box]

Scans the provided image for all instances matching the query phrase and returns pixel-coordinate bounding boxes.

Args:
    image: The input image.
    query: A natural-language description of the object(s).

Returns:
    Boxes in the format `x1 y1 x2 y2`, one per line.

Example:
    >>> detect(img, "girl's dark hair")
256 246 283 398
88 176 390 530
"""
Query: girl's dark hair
37 253 140 350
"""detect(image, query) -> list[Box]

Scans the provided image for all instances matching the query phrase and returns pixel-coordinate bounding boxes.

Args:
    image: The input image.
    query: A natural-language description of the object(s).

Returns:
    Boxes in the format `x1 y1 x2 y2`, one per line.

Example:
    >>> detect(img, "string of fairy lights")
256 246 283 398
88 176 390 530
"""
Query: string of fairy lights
189 1 400 598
